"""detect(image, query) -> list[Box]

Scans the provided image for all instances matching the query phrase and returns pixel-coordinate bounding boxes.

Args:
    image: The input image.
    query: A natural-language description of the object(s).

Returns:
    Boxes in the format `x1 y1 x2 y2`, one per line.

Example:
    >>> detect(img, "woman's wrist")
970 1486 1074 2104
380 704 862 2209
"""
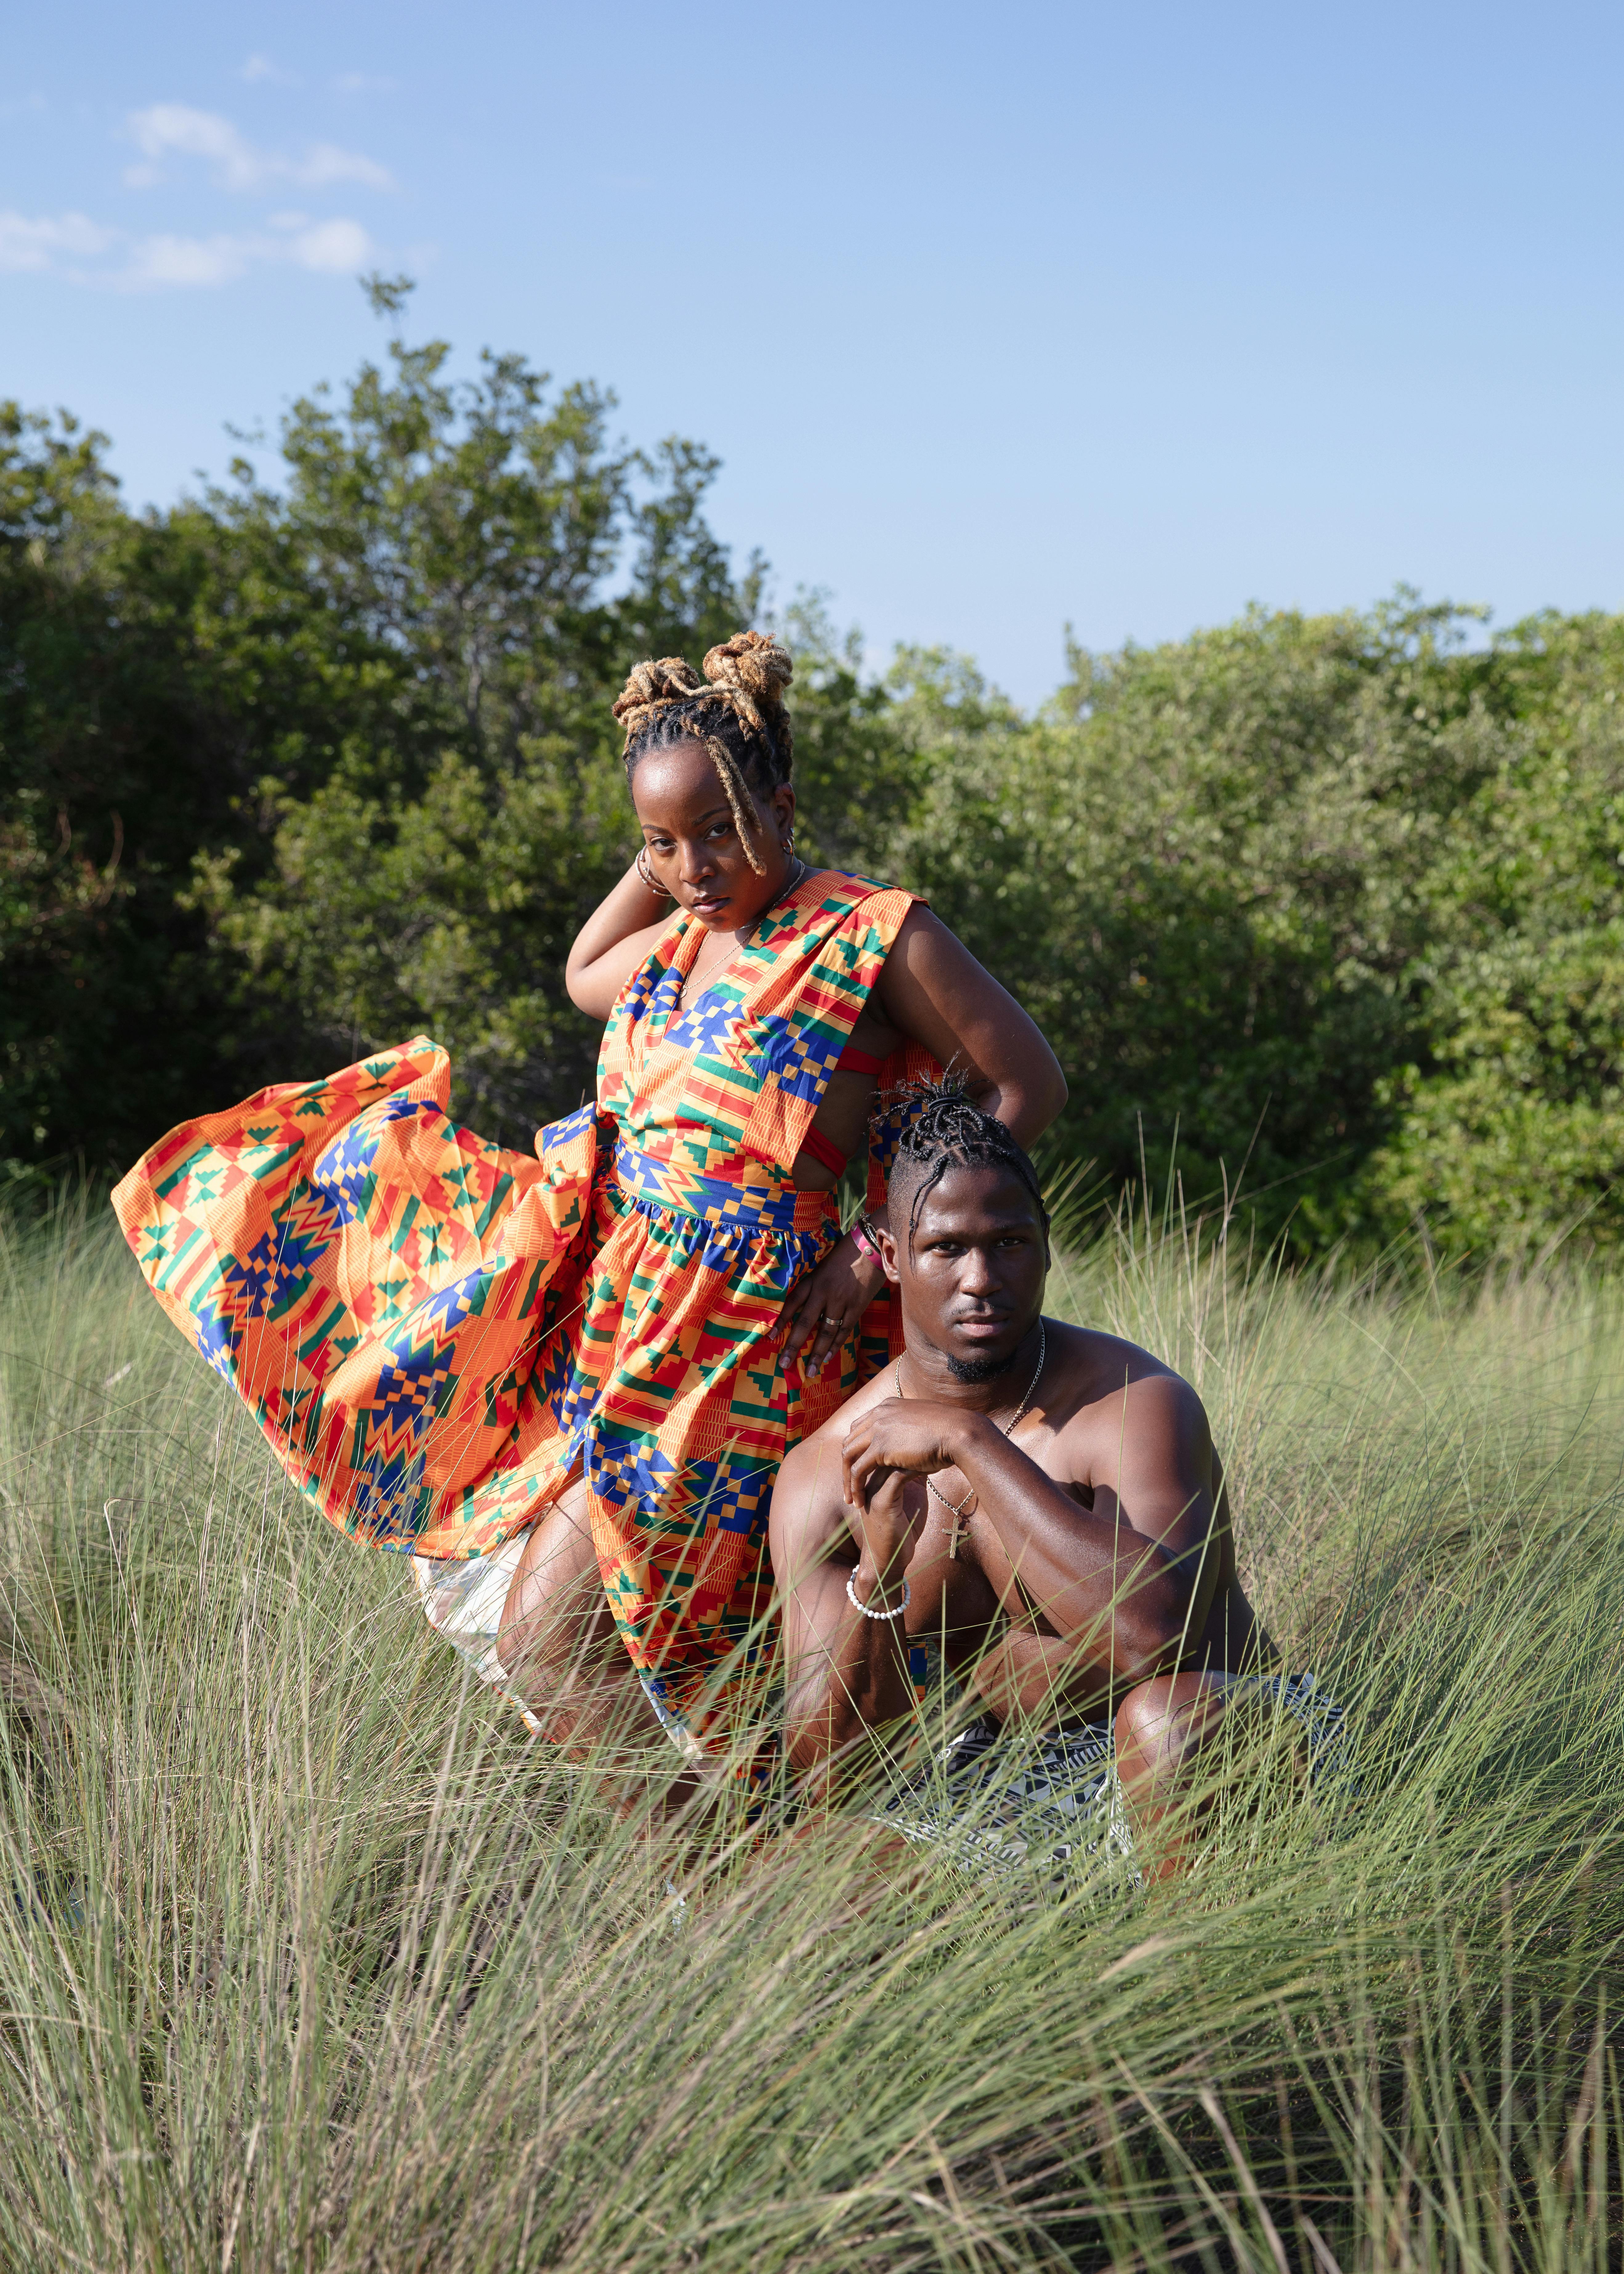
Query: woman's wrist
838 1232 885 1292
848 1214 883 1267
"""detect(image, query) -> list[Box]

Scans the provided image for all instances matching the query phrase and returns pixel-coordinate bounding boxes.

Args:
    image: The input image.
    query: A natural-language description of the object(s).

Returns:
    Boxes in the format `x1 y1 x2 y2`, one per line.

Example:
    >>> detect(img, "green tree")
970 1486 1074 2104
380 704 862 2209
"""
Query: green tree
194 287 775 1140
1 289 779 1171
883 601 1514 1250
0 405 269 1181
1359 610 1624 1256
14 289 1624 1264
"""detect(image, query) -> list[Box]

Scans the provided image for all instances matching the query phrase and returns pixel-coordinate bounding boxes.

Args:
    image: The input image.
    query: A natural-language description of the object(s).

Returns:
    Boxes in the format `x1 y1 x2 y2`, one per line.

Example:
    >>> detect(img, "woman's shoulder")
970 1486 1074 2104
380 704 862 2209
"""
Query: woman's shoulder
805 868 928 924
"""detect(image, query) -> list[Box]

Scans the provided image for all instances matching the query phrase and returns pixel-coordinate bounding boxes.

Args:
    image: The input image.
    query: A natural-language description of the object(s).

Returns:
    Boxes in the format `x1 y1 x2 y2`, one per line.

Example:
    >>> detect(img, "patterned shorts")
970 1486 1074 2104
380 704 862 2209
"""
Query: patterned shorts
411 1540 545 1733
410 1544 710 1762
869 1672 1350 1883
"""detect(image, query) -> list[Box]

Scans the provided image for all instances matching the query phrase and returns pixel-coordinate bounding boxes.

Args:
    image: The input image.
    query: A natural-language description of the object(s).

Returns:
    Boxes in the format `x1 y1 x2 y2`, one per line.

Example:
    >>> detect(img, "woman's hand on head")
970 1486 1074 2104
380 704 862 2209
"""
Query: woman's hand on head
564 857 677 1021
778 1237 885 1380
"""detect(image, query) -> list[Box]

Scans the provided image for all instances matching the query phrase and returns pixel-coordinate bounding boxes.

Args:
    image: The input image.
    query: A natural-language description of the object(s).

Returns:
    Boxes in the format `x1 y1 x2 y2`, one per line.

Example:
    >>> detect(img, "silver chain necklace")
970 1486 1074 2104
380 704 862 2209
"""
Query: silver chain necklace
893 1318 1047 1559
684 855 806 1002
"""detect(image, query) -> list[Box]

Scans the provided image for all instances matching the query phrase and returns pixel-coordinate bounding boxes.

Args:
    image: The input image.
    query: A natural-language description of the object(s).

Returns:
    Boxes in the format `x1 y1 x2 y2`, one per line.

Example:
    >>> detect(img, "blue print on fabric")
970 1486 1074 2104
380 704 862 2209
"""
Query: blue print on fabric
370 1338 457 1434
541 1102 598 1154
683 1453 773 1538
312 1116 382 1224
218 1206 338 1321
588 1430 681 1519
742 1014 837 1103
666 991 746 1060
193 1300 236 1381
398 1264 491 1346
350 1444 433 1542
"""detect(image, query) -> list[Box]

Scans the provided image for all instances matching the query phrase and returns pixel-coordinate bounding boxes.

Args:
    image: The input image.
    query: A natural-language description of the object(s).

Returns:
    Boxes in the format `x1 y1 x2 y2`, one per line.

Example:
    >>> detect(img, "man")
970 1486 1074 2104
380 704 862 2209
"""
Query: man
770 1085 1343 1880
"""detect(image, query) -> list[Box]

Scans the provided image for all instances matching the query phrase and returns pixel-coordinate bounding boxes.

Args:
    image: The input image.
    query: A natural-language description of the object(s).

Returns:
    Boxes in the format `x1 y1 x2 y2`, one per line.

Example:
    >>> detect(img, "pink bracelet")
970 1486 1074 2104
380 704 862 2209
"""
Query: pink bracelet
849 1216 883 1265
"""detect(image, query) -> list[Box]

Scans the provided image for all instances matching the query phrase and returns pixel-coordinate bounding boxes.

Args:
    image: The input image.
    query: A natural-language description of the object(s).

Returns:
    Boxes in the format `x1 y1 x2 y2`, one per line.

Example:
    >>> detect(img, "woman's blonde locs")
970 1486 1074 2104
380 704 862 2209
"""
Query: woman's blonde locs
610 630 794 876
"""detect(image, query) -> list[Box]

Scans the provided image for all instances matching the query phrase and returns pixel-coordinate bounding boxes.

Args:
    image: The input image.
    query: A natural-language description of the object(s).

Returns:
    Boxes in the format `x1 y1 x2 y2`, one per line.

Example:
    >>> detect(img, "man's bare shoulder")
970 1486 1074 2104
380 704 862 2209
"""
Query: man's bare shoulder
772 1369 891 1536
1044 1318 1186 1398
1043 1320 1209 1466
791 1366 894 1459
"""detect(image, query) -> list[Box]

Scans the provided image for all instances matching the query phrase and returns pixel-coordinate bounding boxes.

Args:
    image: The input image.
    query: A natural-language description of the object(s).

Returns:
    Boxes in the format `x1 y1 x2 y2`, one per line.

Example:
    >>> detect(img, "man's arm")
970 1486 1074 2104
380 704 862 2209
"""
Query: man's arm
841 1371 1220 1699
771 1430 921 1789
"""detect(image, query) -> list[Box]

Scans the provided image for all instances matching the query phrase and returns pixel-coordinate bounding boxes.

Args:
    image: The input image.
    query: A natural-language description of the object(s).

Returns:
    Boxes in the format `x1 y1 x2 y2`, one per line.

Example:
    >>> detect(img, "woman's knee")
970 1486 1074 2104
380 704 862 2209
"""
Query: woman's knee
499 1496 599 1657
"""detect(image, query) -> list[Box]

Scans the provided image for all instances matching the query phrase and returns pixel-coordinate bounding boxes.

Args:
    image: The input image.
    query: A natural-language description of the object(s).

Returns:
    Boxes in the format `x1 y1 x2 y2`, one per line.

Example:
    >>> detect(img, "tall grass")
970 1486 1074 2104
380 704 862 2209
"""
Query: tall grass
0 1197 1618 2270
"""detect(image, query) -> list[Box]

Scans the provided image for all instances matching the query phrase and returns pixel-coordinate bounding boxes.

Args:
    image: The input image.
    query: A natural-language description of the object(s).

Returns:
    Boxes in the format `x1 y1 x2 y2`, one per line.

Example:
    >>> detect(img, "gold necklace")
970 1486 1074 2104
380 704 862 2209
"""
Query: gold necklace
893 1319 1047 1559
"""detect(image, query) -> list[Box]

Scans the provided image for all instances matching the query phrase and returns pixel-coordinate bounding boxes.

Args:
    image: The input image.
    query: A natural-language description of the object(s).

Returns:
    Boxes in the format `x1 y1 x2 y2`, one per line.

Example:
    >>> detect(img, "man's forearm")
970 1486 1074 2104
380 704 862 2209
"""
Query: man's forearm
783 1565 915 1782
949 1419 1192 1682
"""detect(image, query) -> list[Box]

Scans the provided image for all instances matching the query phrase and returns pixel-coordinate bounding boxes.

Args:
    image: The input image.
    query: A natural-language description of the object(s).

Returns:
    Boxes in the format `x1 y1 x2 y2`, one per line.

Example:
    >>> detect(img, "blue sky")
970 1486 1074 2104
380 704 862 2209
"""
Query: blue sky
4 1 1622 705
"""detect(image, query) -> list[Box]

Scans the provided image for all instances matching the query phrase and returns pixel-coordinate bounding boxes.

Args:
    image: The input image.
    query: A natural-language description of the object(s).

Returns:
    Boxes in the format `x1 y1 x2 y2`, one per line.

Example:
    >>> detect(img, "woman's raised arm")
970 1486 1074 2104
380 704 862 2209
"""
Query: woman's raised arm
776 905 1065 1379
877 906 1067 1145
565 859 676 1022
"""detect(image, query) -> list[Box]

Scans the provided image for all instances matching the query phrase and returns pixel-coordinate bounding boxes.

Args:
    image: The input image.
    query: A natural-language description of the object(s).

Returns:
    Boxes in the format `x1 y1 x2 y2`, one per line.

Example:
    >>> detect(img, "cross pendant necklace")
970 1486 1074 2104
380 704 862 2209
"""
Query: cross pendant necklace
893 1318 1047 1558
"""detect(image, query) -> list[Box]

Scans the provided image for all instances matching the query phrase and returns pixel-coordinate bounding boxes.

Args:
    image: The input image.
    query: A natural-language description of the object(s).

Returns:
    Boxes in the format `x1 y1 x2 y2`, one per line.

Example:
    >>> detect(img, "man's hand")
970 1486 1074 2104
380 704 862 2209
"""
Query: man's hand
844 1466 927 1597
840 1395 984 1512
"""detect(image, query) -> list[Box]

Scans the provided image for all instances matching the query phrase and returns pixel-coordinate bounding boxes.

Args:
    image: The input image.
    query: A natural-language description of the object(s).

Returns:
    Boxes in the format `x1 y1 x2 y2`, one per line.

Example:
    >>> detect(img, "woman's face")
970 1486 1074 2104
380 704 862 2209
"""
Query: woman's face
631 738 798 932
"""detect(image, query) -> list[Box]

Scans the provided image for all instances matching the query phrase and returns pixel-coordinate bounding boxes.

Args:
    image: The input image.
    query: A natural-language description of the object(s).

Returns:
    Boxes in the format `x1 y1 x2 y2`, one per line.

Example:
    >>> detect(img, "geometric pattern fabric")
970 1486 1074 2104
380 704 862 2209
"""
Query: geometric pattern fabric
112 868 939 1749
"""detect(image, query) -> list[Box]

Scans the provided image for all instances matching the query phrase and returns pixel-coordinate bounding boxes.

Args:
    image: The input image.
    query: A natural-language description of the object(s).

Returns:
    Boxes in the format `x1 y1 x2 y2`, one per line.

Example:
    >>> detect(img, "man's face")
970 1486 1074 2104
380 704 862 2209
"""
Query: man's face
887 1163 1048 1381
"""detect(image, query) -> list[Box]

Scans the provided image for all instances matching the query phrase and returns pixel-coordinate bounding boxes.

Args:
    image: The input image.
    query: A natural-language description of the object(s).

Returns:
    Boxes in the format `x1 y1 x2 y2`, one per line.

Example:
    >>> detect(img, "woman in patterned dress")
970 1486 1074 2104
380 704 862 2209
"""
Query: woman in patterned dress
112 632 1066 1762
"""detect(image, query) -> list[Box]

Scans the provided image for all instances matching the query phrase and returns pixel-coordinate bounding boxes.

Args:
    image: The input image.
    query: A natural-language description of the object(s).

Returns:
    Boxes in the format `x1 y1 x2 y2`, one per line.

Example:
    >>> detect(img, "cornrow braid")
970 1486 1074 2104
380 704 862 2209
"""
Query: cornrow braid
886 1077 1052 1252
609 630 794 877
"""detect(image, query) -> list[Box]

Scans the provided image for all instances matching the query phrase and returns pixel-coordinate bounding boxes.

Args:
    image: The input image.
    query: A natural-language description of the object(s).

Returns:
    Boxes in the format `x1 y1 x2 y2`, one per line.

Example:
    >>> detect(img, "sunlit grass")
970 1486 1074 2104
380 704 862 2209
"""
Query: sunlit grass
0 1194 1617 2269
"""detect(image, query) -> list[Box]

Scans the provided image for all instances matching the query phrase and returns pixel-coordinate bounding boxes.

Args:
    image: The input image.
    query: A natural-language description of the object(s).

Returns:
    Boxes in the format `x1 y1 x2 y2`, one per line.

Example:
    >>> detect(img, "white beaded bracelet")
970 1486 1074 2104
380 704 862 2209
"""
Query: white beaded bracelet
846 1569 910 1621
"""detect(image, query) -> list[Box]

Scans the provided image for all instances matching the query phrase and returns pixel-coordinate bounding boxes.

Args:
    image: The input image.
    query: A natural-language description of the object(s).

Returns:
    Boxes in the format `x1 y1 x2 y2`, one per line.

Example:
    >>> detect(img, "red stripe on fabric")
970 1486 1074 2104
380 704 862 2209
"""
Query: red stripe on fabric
799 1125 847 1175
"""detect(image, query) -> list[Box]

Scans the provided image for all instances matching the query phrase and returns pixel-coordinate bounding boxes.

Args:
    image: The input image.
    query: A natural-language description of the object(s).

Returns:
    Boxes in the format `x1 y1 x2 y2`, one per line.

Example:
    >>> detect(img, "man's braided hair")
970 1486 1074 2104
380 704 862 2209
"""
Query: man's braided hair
611 630 794 876
887 1078 1051 1253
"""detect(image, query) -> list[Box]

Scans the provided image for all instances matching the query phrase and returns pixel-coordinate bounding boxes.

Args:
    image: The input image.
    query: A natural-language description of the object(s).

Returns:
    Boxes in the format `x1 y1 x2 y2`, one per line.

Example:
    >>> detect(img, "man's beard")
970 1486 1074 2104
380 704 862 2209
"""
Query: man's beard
946 1349 1019 1385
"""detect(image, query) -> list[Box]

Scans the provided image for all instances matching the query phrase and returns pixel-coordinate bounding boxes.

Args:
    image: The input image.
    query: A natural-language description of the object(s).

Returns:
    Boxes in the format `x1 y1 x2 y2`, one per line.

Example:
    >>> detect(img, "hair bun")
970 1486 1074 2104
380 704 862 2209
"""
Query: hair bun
701 631 793 741
611 655 706 751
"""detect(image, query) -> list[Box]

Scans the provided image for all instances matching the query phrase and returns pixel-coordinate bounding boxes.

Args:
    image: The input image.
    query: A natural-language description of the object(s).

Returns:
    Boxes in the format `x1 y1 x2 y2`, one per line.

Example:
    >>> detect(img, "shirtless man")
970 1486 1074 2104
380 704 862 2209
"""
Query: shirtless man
770 1085 1336 1878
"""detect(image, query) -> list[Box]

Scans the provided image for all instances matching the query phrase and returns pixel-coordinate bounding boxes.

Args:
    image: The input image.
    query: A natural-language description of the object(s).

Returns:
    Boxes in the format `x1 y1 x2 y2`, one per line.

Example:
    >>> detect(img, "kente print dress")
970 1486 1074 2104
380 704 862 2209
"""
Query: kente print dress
111 869 939 1755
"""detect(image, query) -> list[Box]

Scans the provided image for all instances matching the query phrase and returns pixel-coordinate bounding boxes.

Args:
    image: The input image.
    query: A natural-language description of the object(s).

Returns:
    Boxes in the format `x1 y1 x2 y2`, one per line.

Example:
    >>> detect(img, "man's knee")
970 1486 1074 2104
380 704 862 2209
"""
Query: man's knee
1114 1673 1226 1788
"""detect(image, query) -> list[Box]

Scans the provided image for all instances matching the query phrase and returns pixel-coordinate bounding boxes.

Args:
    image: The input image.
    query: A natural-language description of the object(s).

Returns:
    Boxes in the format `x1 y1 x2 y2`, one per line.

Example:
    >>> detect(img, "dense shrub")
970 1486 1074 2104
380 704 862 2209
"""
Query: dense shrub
6 299 1623 1257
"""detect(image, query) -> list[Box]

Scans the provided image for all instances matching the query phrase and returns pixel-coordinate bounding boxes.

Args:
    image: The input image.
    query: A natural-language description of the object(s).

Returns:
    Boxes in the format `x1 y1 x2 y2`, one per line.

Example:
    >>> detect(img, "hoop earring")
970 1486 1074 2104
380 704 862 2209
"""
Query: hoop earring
782 828 796 854
636 846 672 897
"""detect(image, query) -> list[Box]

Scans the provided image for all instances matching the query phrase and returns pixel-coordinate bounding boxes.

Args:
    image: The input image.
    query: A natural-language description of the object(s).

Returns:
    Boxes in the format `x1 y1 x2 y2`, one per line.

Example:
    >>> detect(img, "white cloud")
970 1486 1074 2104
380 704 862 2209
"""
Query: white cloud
114 221 376 289
125 104 394 193
333 73 398 94
284 217 371 271
295 141 394 190
0 207 375 289
120 232 253 289
127 104 262 189
240 54 296 84
0 210 115 272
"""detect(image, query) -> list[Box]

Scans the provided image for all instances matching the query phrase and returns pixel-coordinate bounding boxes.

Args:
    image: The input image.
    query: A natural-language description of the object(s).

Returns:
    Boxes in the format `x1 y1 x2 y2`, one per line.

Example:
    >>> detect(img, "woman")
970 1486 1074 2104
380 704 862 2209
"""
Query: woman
113 632 1065 1761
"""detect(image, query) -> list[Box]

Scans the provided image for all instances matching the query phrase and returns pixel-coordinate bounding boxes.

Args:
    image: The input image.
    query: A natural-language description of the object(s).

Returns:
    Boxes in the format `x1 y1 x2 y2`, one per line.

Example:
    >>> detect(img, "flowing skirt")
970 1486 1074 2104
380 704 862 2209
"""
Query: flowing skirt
112 1037 865 1747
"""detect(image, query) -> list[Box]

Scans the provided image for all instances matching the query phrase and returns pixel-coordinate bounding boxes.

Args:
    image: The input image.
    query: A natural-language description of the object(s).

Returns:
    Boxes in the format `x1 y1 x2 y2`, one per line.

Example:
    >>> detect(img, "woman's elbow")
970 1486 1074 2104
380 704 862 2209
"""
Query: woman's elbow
1003 1049 1067 1142
564 962 601 1017
1039 1054 1068 1126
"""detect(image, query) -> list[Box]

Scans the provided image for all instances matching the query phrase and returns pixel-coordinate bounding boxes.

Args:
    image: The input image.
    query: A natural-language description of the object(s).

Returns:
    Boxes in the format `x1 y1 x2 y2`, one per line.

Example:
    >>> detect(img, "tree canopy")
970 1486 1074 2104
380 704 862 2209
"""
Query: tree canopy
6 297 1623 1260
